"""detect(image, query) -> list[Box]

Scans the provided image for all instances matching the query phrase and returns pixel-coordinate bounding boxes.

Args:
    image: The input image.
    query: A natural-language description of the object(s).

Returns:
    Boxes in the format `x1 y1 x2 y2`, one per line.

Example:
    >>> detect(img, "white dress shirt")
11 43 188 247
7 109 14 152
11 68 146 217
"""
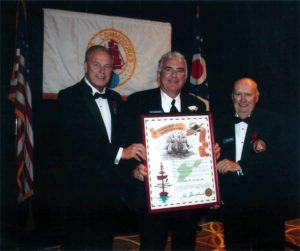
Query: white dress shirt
234 118 248 176
84 78 122 164
235 121 248 162
85 78 111 142
160 90 181 112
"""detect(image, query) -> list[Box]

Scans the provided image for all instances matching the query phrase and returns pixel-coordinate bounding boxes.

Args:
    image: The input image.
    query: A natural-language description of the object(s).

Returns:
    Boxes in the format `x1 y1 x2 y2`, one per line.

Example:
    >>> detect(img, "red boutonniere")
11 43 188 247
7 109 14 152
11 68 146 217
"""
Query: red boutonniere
251 131 267 153
251 131 258 144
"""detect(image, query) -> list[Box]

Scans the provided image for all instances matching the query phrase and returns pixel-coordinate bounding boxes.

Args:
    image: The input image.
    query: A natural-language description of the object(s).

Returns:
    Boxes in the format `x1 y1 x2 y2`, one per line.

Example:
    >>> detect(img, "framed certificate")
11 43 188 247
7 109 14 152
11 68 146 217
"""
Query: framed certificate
141 113 220 213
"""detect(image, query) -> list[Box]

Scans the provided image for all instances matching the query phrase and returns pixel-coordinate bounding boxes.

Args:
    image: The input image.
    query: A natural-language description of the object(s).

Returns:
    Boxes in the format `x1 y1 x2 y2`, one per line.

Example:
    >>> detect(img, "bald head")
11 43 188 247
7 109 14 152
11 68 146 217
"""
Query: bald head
232 78 260 119
233 78 259 93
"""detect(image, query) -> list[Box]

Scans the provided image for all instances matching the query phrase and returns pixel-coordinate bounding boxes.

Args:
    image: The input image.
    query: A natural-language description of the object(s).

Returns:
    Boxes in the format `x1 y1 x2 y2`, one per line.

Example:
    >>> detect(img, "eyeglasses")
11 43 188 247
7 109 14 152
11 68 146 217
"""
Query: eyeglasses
162 67 186 74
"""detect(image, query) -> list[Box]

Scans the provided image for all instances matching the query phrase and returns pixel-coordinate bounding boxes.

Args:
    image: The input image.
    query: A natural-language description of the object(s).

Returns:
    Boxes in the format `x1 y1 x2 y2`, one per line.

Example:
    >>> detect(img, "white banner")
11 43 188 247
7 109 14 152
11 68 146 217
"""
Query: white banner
43 8 171 99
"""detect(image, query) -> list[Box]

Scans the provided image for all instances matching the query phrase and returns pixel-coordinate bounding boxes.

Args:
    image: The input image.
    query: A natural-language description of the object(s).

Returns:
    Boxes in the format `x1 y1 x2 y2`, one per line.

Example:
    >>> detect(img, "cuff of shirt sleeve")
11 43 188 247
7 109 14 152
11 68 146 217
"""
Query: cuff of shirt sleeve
114 147 123 165
236 162 244 176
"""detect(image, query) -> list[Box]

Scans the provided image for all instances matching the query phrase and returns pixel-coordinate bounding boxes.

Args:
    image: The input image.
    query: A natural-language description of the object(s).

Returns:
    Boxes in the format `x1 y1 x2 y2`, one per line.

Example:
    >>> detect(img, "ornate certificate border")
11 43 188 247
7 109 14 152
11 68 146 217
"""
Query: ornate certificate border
142 113 220 213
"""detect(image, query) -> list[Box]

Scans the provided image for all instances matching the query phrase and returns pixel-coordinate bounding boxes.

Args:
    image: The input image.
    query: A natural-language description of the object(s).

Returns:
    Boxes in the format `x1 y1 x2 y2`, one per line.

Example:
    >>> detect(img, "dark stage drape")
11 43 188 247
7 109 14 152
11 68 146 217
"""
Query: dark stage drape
1 1 299 249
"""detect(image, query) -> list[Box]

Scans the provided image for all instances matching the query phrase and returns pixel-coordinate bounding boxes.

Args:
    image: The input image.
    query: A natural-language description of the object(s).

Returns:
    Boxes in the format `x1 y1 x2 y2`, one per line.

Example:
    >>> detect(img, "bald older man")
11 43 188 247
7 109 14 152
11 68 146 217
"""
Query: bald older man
215 78 288 250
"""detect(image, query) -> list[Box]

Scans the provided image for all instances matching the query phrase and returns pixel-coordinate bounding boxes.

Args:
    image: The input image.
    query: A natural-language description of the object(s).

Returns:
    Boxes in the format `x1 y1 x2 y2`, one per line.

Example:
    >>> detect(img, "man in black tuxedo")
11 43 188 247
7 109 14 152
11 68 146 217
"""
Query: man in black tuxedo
215 78 287 250
57 45 145 250
120 51 220 251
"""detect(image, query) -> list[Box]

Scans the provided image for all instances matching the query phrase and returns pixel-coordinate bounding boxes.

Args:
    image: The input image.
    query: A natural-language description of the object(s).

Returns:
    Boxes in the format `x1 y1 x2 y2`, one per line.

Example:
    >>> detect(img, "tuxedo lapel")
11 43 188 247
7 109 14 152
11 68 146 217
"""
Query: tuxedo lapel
180 93 199 113
106 91 117 143
180 94 189 113
241 118 259 160
147 88 164 114
224 118 237 161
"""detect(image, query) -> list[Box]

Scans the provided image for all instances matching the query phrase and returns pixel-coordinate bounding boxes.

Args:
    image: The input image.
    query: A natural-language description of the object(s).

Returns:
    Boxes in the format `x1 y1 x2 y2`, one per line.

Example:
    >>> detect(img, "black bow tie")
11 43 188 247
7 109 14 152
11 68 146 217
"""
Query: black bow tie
94 92 107 99
234 115 251 124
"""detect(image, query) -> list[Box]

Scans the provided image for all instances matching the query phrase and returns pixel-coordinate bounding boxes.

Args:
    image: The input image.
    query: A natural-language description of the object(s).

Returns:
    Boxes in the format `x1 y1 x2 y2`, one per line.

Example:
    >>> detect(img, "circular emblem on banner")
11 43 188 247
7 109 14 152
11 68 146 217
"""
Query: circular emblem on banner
87 28 136 88
190 53 207 85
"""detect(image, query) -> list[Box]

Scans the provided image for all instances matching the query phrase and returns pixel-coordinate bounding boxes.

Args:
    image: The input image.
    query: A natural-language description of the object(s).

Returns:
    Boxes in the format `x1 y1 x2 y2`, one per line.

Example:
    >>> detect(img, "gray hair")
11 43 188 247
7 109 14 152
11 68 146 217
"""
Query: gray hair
157 51 188 75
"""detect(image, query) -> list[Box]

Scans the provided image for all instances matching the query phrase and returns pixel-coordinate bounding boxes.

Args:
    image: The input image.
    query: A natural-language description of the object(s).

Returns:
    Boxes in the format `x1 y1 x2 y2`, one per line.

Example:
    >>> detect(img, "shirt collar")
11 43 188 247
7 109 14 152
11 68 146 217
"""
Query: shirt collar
160 90 180 101
160 90 181 112
234 112 251 119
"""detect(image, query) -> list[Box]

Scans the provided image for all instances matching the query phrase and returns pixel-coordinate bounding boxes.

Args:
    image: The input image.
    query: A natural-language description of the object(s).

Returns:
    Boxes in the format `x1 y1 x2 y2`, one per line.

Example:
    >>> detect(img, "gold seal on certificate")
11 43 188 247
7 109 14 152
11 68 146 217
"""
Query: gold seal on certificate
205 188 213 197
142 113 220 213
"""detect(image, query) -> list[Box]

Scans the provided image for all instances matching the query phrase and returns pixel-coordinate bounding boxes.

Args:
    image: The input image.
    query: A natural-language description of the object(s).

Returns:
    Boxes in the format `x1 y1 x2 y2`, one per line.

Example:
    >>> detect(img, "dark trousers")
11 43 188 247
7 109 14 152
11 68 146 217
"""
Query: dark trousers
223 211 285 251
139 210 199 251
61 208 114 250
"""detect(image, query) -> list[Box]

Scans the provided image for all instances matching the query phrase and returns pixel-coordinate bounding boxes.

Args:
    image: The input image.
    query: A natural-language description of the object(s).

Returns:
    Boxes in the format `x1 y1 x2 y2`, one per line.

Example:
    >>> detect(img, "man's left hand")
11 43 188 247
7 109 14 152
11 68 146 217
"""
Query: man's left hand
132 163 148 182
122 144 146 161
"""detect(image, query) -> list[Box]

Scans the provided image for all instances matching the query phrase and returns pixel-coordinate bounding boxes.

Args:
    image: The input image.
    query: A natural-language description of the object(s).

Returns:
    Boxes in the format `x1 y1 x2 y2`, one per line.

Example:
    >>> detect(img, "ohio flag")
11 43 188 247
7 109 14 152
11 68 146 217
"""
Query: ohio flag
188 8 209 111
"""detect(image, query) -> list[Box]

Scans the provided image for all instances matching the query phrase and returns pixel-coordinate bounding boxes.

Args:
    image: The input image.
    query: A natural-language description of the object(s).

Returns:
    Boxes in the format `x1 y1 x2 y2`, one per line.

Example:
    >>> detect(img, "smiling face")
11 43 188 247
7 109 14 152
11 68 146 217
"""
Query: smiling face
232 78 260 119
84 48 113 92
158 57 187 99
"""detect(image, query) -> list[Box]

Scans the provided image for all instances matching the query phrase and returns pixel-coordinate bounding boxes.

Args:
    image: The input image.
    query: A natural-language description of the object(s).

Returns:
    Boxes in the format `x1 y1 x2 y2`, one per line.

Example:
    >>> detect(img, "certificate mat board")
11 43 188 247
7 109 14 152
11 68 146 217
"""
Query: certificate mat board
142 113 220 213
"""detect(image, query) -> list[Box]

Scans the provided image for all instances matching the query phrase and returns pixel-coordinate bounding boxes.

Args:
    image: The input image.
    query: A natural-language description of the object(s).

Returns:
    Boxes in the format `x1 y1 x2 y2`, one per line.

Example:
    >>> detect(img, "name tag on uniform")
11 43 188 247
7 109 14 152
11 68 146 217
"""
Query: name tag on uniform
222 137 234 144
149 110 163 114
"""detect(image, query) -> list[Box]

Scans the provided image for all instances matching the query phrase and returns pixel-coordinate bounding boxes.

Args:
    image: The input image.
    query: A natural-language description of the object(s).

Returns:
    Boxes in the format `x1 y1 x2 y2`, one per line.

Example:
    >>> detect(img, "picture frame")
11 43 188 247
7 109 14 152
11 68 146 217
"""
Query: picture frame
141 112 220 213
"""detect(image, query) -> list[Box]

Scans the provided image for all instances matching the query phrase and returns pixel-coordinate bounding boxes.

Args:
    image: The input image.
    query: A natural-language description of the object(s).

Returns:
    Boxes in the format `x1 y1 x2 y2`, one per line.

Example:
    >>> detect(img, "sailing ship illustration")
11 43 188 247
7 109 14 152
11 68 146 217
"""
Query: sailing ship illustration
166 131 190 157
155 163 171 203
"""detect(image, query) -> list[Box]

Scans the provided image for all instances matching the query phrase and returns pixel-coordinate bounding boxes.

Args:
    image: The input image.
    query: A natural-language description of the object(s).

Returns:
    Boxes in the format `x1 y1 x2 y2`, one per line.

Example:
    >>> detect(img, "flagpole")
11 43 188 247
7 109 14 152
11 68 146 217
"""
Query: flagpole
11 1 36 247
10 0 34 203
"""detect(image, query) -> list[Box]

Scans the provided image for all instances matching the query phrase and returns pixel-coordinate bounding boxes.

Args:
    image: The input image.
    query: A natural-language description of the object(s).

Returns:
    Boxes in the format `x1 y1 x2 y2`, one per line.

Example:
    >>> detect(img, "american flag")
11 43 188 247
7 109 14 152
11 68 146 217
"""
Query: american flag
188 6 210 111
8 0 34 203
